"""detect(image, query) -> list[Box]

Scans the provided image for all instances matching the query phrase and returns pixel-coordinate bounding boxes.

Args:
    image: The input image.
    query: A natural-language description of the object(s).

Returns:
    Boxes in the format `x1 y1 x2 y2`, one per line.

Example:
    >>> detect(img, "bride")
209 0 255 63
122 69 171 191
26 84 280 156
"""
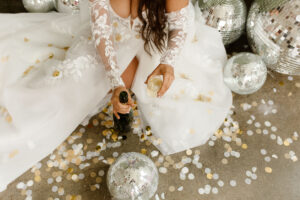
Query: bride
0 0 232 191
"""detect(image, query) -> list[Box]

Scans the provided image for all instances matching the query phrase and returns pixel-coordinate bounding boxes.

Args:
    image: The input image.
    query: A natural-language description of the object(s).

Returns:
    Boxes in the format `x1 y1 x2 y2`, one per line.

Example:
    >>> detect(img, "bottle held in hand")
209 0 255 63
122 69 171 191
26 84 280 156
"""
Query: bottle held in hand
113 91 133 134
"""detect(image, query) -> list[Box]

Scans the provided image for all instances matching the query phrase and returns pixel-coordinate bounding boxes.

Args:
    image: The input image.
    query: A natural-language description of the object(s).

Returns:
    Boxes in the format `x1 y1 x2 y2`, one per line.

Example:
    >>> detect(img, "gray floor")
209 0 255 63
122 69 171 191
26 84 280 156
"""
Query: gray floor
0 71 299 200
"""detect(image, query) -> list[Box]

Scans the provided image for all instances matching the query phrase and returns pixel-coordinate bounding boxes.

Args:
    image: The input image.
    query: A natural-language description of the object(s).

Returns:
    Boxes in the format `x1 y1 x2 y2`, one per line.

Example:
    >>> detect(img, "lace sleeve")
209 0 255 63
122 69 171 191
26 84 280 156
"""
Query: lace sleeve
160 5 190 68
89 0 124 89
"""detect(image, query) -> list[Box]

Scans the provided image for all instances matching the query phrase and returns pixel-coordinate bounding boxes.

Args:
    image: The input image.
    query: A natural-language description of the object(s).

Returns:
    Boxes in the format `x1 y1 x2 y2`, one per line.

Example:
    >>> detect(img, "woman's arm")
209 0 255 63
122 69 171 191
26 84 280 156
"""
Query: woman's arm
160 0 190 68
89 0 125 89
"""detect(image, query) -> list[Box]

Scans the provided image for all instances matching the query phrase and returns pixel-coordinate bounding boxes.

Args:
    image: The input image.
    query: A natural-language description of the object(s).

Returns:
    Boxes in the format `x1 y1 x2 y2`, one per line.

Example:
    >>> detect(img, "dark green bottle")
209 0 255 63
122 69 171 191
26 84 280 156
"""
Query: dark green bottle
113 91 133 134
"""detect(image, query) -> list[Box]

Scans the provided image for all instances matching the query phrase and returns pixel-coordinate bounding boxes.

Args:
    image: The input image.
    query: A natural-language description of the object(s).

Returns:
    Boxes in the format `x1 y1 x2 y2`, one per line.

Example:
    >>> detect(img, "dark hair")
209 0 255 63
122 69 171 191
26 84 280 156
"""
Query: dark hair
138 0 167 55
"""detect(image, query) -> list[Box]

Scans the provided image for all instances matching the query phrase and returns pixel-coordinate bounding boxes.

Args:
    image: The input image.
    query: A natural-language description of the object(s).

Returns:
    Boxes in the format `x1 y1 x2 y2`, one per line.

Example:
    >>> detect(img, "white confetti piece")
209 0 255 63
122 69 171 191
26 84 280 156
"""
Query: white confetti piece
47 178 54 184
247 130 254 136
204 168 211 174
151 150 159 158
230 180 237 187
198 188 205 195
188 173 195 180
264 156 271 162
251 173 257 180
260 149 267 155
52 185 58 192
159 167 168 174
178 186 183 191
212 187 218 194
218 180 224 187
26 180 34 187
181 167 189 174
245 178 252 184
98 170 105 176
16 182 26 190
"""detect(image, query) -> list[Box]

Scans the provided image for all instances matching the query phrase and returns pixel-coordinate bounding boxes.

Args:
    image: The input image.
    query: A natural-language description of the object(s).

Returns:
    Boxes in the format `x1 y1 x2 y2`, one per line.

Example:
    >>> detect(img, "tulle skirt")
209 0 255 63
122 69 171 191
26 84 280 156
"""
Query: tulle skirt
0 8 231 191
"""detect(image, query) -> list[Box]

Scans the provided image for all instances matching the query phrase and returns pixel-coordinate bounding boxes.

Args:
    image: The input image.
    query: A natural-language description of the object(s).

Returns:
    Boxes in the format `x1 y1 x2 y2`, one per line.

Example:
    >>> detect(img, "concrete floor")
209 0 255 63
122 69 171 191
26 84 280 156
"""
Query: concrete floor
0 69 299 200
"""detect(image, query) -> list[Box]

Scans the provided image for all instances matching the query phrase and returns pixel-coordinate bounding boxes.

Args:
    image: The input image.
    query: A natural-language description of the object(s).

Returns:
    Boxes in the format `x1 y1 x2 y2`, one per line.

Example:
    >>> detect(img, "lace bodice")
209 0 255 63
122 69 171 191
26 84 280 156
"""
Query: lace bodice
89 0 193 89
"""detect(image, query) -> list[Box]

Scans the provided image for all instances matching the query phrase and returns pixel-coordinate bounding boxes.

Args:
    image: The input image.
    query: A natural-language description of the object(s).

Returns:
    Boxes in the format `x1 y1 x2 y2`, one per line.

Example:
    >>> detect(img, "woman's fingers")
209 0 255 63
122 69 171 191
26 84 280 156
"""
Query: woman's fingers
145 68 159 84
157 75 174 97
113 110 120 119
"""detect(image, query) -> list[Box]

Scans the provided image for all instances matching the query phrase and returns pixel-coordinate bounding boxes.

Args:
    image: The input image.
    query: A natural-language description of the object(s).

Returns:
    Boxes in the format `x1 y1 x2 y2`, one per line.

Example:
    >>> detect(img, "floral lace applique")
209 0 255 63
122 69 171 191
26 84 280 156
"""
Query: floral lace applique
89 0 124 89
160 4 193 68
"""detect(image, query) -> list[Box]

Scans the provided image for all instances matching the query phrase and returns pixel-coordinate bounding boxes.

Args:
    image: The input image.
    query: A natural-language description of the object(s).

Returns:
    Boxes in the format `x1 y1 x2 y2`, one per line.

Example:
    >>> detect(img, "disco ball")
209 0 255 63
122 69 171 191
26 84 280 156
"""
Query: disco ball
247 0 300 75
224 52 267 95
55 0 80 14
22 0 55 12
198 0 247 45
107 152 159 200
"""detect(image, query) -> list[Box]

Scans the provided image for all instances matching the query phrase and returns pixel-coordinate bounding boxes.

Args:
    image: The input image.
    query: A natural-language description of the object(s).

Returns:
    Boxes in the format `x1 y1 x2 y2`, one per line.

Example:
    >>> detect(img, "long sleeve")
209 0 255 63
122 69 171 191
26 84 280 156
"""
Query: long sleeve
89 0 125 89
160 5 190 68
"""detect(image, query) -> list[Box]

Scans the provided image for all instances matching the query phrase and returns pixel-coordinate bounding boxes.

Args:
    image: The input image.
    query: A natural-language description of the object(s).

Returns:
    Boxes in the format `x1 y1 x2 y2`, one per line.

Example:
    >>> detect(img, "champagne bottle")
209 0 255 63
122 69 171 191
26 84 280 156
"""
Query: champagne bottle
113 91 133 134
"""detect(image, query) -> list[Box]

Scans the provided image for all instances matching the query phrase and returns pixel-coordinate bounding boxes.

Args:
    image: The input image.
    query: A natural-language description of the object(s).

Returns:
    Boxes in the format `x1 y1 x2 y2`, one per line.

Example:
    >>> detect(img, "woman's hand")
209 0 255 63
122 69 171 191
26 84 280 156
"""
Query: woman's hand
145 64 175 97
111 86 134 119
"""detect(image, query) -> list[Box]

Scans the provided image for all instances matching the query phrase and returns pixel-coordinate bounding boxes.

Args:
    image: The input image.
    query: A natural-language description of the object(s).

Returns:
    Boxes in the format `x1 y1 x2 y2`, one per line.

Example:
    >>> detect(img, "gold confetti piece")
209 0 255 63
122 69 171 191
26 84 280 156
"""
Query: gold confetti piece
189 129 195 134
90 172 96 178
48 44 53 47
24 37 29 42
34 176 41 182
284 140 290 146
145 141 152 146
95 145 101 151
222 158 228 165
52 70 60 77
163 162 170 168
194 94 212 102
279 81 284 86
35 59 40 64
93 157 99 164
155 161 161 167
242 144 248 149
115 34 122 41
1 56 9 62
107 157 115 165
207 173 213 179
265 167 272 173
141 148 147 155
113 22 118 27
75 158 82 165
9 149 19 159
49 53 54 59
252 101 258 106
90 185 97 191
111 133 118 142
86 138 93 144
169 186 175 192
98 113 105 119
35 170 41 176
63 46 70 51
186 149 192 156
96 177 102 183
5 115 12 123
67 168 74 174
92 119 99 126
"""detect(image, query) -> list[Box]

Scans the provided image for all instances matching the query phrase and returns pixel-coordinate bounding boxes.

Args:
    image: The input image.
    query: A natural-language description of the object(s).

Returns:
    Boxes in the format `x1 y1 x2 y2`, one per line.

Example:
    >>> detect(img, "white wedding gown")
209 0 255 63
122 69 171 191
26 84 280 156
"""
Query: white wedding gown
0 0 232 191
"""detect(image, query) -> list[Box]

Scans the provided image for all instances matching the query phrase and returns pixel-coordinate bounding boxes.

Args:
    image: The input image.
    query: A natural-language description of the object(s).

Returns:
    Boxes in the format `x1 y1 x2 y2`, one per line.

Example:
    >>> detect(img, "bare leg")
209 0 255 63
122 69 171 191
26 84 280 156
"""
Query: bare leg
121 56 139 89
